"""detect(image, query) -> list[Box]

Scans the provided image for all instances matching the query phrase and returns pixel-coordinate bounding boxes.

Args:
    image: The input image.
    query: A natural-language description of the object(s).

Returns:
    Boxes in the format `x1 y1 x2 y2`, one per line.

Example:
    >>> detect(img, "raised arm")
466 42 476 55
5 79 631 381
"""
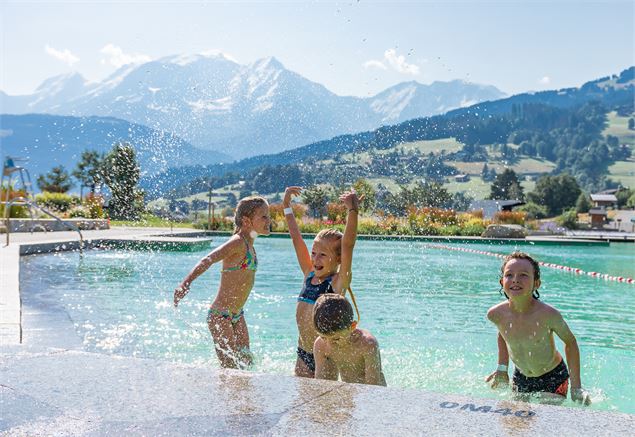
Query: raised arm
283 186 312 276
551 310 590 404
173 237 241 306
333 190 359 292
314 338 338 381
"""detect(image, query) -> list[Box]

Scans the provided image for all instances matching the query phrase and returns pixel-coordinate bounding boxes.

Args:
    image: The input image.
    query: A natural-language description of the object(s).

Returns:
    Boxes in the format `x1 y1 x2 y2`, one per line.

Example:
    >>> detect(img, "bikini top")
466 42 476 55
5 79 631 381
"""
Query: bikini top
297 272 361 322
297 271 334 304
221 236 257 273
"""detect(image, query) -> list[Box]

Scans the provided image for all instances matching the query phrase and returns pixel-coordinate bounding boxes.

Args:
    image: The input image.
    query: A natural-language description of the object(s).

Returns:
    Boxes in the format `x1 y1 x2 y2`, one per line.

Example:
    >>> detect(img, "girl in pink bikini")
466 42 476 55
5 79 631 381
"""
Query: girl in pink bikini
174 196 271 368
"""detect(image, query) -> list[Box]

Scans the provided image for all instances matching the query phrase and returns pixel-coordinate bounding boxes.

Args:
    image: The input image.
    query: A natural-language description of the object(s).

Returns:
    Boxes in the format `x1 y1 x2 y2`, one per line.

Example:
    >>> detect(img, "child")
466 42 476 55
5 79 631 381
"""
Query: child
283 186 358 377
174 196 271 369
313 294 386 386
486 251 591 405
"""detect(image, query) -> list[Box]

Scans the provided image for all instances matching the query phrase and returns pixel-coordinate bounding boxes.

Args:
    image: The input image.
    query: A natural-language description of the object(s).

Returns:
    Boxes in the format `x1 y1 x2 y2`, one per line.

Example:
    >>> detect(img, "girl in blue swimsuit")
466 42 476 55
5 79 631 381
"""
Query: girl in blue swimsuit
283 186 360 377
174 196 271 369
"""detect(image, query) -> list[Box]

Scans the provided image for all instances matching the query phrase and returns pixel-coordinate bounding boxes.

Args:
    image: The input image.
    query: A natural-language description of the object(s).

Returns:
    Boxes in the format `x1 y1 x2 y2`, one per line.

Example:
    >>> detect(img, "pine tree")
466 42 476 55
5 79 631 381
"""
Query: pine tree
103 143 142 220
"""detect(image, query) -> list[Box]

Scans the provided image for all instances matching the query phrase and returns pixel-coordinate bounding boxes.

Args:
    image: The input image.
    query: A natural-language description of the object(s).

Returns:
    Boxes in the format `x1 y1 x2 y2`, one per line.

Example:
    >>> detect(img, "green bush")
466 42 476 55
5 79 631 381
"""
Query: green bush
517 202 548 219
68 206 88 218
439 225 462 236
556 209 579 230
460 222 486 236
36 192 80 213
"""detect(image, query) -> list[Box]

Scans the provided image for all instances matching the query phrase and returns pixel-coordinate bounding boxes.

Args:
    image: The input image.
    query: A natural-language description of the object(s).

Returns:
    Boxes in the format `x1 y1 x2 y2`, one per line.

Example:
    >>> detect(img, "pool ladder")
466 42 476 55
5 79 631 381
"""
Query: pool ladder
1 156 84 253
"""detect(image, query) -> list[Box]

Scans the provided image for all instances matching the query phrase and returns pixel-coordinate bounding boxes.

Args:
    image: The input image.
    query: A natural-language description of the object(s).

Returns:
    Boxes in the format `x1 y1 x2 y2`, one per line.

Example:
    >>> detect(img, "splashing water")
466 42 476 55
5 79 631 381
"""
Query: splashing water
19 237 635 413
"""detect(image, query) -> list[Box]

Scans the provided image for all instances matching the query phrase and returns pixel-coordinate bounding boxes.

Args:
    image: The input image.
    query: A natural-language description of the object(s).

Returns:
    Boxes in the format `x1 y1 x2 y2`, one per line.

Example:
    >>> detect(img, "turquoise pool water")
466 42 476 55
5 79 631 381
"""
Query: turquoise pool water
20 237 635 414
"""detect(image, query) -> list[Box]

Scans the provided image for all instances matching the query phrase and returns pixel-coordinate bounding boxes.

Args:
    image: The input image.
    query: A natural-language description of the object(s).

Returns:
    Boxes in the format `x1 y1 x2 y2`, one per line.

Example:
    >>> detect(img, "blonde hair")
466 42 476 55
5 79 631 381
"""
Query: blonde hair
234 196 268 233
315 228 343 257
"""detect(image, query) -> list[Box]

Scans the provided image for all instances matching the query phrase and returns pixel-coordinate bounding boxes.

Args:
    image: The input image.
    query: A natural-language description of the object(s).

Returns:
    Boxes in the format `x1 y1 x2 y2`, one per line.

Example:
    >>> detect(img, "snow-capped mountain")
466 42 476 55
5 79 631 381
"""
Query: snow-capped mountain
1 54 505 159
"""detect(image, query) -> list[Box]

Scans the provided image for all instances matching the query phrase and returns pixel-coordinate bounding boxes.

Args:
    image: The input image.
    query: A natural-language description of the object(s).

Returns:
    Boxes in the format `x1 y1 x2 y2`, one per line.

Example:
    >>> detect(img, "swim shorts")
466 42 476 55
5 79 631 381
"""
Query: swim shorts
513 359 569 397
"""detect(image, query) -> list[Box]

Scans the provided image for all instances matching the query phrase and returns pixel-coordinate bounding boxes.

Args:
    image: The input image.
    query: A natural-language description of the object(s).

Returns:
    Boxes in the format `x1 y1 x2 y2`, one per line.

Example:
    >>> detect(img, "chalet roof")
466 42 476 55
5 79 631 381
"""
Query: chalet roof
590 194 617 202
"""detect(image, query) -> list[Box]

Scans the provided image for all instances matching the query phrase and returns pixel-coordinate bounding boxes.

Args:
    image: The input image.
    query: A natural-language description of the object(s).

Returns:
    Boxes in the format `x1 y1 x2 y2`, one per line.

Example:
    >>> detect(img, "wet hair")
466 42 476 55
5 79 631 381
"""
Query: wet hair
233 196 268 234
499 251 541 300
313 294 354 336
314 228 343 258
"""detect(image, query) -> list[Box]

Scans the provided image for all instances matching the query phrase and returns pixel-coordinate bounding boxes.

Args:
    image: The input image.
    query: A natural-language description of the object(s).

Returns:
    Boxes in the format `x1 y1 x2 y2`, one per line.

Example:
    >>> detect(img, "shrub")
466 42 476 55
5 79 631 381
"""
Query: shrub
68 206 89 218
83 193 105 219
517 202 548 220
326 202 348 223
493 210 526 225
36 192 80 213
269 203 306 221
439 225 462 236
0 187 29 218
556 209 578 230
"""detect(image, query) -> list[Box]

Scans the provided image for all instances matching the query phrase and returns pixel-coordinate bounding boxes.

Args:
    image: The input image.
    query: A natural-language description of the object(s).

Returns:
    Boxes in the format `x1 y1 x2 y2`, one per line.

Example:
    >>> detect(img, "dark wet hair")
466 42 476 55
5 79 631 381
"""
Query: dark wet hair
313 294 354 335
233 196 268 234
499 251 541 300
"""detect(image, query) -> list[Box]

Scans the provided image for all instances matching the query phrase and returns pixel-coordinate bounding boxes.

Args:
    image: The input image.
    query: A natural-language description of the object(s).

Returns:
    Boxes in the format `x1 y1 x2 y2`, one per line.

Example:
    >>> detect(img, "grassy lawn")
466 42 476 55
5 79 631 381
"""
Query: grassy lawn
511 158 556 174
608 159 635 188
445 177 534 200
604 111 635 145
398 137 464 154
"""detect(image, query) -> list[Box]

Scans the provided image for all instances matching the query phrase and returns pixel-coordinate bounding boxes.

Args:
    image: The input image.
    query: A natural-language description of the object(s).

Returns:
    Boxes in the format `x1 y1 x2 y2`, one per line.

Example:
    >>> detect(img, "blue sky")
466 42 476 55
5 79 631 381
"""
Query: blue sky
1 0 633 97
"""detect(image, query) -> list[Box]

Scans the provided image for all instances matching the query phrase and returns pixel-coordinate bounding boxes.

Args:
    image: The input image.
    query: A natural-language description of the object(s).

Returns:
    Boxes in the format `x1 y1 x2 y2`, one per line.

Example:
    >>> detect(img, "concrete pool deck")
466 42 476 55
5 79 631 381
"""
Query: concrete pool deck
1 227 634 435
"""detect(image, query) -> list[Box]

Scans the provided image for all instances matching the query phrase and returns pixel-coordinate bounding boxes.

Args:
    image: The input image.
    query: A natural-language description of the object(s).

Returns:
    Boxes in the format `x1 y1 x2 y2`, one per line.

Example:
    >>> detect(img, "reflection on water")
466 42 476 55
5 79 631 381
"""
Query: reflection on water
19 238 635 414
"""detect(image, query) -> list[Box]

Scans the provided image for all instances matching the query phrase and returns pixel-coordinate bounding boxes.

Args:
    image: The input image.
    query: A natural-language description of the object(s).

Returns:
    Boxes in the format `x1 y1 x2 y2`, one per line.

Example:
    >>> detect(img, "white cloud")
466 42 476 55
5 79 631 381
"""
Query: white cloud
363 49 420 75
100 44 151 68
539 76 551 84
363 60 387 70
384 49 420 75
44 45 79 66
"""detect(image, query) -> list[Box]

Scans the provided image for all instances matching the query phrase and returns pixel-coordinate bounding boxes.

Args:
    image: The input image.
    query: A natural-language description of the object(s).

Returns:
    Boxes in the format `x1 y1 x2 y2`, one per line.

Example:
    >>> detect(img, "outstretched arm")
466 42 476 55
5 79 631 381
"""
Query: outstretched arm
283 186 312 276
174 237 241 306
334 190 359 292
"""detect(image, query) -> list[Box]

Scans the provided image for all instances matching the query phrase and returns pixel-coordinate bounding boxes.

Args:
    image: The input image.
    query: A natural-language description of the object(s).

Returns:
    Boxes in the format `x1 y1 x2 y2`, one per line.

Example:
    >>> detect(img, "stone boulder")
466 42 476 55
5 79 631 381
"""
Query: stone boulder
481 224 527 238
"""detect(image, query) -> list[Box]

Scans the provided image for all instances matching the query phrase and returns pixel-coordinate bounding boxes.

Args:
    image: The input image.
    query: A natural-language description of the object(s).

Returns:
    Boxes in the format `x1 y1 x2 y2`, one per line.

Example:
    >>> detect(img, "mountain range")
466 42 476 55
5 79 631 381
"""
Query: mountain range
0 53 505 159
0 114 231 180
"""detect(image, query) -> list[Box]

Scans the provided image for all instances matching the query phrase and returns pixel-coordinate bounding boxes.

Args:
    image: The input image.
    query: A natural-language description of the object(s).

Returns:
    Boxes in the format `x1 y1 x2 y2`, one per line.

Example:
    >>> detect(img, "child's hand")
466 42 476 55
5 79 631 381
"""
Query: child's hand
485 370 509 388
284 186 302 207
571 387 591 405
174 284 189 307
339 190 360 212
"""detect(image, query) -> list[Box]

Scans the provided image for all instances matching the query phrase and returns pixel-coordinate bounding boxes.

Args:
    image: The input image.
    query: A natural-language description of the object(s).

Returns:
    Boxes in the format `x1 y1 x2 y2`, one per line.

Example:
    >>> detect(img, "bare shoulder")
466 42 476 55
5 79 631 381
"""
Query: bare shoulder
487 301 509 322
313 336 329 355
353 328 380 353
533 300 561 317
535 301 565 324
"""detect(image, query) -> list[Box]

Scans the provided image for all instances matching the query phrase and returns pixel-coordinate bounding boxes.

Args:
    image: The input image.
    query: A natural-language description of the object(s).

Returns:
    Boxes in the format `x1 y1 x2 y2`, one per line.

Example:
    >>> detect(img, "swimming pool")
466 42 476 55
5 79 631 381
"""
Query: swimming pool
20 237 635 414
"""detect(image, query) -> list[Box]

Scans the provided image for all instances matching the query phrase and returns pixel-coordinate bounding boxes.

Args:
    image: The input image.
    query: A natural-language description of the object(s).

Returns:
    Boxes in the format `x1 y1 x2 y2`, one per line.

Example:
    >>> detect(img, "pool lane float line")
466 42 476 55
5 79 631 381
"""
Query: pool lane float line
423 244 634 285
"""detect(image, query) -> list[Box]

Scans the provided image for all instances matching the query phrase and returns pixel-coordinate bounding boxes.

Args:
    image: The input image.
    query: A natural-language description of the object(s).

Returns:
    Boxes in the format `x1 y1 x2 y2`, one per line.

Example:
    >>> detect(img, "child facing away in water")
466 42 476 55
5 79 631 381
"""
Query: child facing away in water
486 251 591 405
313 294 386 386
174 196 271 369
283 186 359 377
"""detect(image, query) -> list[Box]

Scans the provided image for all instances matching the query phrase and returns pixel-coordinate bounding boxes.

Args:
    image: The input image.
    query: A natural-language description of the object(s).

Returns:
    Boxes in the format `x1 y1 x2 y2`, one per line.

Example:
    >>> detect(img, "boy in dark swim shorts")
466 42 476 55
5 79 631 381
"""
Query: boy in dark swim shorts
485 252 591 405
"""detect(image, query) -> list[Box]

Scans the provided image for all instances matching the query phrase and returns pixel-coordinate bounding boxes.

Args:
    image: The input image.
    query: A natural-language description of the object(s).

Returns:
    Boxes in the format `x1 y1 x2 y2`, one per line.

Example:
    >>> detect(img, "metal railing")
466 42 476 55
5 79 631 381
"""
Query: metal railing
4 196 84 254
